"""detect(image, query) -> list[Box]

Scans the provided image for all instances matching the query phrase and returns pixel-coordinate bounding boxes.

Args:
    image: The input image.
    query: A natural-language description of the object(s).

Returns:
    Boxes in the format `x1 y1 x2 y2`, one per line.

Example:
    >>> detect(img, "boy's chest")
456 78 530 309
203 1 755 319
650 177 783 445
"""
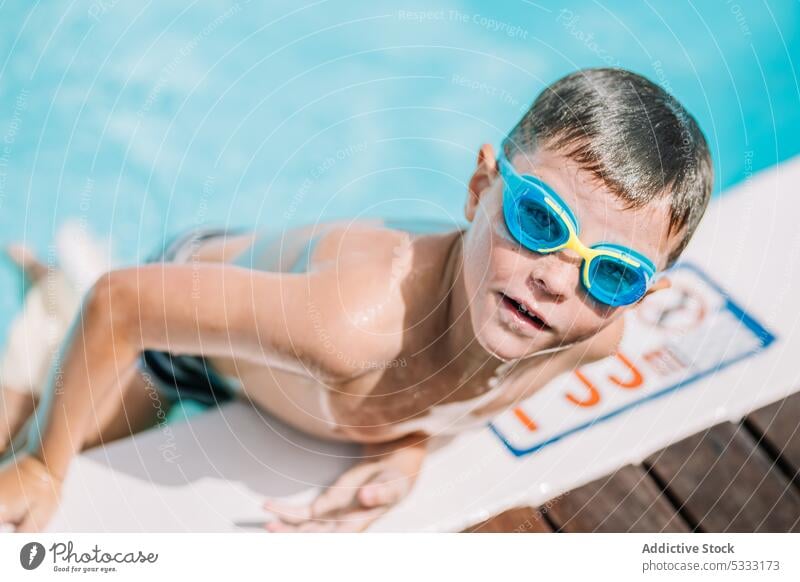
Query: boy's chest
325 354 547 439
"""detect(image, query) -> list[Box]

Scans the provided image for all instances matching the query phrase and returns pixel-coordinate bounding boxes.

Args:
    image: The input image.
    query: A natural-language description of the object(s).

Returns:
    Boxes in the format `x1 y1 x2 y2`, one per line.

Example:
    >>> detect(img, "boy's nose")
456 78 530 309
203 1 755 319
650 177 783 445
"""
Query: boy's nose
527 254 578 301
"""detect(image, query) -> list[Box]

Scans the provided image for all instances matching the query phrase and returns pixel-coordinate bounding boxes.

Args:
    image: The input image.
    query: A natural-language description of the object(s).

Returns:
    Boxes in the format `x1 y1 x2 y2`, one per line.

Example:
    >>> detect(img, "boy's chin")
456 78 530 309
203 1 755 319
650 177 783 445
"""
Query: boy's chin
476 327 549 362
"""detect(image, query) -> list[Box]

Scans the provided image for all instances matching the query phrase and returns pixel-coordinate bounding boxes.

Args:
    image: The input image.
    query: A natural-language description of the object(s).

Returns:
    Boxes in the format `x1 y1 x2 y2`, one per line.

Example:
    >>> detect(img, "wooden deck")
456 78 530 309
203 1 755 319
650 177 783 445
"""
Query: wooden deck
465 392 800 533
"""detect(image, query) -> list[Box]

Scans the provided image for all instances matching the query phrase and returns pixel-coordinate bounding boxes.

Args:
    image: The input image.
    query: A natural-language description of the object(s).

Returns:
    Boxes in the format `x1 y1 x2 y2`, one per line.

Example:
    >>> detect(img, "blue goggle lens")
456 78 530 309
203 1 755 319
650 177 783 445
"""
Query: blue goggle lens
516 197 568 246
587 254 648 306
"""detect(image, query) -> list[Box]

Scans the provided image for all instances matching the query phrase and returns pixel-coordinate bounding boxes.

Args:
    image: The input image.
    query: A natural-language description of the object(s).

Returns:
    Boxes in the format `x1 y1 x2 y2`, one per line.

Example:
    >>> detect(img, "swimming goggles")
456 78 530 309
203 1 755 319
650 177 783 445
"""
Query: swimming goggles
497 150 658 307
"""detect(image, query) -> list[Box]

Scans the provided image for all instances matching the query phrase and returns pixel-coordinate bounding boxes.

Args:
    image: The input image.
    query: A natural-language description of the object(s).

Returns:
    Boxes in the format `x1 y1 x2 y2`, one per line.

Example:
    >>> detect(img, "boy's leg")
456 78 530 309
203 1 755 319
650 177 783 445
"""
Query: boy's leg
0 388 36 453
0 243 47 450
1 241 160 456
80 369 171 450
0 284 60 454
3 369 169 455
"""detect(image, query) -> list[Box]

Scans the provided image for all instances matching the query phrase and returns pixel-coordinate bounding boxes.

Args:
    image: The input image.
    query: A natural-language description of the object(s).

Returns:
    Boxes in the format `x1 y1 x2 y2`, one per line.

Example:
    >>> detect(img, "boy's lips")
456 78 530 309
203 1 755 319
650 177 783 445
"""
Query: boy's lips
497 292 553 332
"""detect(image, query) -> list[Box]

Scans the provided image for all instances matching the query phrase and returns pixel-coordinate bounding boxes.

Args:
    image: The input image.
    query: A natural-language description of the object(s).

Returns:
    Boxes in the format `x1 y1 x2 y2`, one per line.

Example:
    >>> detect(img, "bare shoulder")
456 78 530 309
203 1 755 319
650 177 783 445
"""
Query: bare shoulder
305 224 417 377
301 221 460 379
313 221 453 299
311 222 415 270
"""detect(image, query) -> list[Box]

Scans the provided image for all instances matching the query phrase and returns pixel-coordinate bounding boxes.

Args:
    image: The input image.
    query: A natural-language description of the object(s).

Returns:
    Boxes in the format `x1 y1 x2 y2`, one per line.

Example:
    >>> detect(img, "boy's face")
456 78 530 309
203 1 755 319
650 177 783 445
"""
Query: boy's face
462 143 676 361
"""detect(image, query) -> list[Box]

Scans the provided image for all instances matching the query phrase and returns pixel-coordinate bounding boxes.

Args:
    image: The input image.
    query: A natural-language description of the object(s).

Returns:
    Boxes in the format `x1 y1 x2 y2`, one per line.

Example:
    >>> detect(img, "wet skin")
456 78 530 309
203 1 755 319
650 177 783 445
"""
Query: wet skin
0 143 677 532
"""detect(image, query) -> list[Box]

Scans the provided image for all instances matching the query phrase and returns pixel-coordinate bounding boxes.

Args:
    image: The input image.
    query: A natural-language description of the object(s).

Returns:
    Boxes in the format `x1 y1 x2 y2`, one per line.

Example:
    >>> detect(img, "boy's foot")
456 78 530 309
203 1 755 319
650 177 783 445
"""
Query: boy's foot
5 243 48 283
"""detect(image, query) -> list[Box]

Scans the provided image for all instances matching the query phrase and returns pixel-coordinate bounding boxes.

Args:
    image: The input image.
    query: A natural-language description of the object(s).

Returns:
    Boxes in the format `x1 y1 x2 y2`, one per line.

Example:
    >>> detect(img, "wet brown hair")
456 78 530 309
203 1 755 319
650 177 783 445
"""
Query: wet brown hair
502 67 713 267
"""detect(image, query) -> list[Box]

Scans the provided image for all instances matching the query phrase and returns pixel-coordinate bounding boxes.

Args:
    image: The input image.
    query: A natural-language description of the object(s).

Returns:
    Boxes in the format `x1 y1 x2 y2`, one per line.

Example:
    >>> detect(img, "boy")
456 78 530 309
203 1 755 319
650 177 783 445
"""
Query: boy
0 67 712 532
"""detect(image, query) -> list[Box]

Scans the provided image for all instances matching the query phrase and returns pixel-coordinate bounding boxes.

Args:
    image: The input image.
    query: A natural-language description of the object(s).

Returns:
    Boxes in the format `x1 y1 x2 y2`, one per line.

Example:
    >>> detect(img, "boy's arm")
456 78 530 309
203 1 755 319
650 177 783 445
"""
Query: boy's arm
0 261 394 531
264 432 429 532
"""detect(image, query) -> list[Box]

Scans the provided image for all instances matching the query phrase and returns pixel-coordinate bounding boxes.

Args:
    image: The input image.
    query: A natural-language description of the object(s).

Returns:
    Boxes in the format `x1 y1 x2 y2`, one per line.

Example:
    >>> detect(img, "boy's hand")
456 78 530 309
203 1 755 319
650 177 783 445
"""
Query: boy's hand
0 454 62 532
263 434 427 532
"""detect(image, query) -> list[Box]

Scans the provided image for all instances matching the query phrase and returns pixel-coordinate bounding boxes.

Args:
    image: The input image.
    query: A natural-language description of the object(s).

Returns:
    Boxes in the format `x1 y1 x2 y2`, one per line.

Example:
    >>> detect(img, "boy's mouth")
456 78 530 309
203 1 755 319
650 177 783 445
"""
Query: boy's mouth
498 292 551 331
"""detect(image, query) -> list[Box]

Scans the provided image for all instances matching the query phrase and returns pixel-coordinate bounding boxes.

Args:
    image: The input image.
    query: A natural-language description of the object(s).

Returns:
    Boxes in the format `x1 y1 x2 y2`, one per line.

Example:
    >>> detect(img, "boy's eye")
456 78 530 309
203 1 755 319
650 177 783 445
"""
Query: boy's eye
594 258 640 289
599 260 624 278
518 199 564 242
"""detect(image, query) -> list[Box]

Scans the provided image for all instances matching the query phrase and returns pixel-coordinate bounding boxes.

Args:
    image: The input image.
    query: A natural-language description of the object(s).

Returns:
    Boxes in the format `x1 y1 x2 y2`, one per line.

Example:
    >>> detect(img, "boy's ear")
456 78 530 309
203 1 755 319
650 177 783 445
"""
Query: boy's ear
643 275 672 298
623 276 671 312
465 143 498 222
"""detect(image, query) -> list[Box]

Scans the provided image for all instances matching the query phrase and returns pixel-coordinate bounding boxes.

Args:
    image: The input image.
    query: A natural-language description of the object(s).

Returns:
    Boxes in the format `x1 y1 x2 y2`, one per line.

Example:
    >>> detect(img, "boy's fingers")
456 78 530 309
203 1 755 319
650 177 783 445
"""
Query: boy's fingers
263 462 400 528
264 519 297 533
333 507 388 532
264 518 336 533
311 462 384 517
262 465 399 533
263 499 312 525
298 520 336 533
311 479 369 517
357 468 411 508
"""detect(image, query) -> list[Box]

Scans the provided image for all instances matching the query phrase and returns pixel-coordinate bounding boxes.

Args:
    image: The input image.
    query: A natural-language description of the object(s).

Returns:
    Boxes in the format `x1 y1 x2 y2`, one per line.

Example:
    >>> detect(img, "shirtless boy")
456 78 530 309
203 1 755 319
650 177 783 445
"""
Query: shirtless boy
0 67 712 532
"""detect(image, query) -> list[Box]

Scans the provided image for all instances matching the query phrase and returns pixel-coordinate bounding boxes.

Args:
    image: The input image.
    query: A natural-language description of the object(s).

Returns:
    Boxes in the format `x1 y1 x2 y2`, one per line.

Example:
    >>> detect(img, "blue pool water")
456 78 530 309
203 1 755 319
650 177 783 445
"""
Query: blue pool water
0 0 798 339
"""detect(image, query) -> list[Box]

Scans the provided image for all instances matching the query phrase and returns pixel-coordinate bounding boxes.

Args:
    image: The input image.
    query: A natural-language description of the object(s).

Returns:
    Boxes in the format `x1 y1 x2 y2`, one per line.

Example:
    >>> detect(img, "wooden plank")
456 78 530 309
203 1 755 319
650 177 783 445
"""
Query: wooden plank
645 422 800 532
545 465 689 532
746 391 800 482
463 507 552 533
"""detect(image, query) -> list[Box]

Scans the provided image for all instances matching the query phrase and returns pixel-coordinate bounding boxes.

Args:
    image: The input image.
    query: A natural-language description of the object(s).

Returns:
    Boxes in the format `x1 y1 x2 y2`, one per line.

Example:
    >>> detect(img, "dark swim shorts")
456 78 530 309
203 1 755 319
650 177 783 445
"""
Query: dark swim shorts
139 228 244 407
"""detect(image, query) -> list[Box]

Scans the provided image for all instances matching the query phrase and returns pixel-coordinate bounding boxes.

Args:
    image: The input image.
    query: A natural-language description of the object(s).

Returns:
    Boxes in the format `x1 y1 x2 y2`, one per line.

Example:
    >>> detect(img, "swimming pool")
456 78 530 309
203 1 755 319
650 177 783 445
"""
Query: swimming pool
0 0 798 337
